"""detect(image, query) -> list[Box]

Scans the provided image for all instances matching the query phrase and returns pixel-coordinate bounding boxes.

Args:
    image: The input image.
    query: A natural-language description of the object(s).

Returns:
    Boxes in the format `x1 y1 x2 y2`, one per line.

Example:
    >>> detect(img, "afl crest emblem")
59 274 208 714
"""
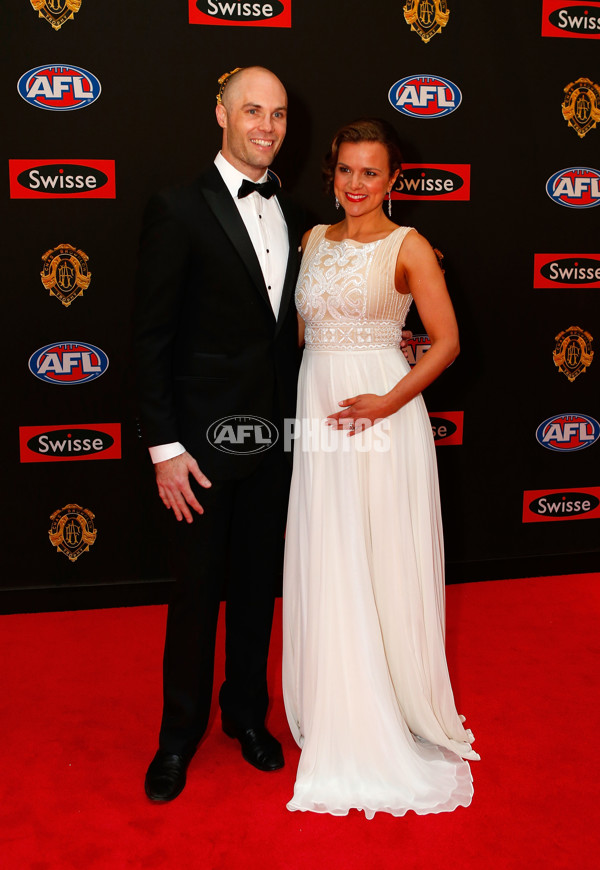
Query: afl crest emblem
553 326 594 381
49 504 97 562
562 78 600 138
41 244 91 307
30 1 82 31
403 0 450 43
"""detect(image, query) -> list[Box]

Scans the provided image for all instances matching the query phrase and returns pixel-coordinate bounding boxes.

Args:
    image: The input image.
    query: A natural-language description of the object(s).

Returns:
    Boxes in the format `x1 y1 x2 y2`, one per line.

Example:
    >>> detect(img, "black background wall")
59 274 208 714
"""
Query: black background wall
3 1 598 613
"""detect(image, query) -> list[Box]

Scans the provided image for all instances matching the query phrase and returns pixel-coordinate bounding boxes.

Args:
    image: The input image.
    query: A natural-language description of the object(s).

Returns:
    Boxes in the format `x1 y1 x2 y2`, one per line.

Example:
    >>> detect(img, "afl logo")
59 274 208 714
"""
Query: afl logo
535 413 600 451
388 74 462 118
405 333 431 367
546 167 600 208
28 341 109 385
17 65 101 111
206 415 278 454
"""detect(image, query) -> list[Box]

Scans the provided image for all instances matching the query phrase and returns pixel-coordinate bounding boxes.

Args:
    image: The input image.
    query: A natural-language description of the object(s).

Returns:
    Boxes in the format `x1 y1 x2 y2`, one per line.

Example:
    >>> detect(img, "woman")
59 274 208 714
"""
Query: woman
282 119 479 819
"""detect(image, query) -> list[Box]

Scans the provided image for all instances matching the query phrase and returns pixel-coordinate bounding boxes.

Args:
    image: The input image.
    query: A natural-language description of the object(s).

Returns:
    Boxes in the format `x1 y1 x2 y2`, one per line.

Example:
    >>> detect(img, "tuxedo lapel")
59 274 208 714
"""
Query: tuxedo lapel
198 166 273 314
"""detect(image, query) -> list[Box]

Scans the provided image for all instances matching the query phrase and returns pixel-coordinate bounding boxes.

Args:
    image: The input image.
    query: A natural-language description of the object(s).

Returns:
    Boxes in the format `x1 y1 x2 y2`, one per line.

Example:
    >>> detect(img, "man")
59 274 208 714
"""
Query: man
134 66 304 802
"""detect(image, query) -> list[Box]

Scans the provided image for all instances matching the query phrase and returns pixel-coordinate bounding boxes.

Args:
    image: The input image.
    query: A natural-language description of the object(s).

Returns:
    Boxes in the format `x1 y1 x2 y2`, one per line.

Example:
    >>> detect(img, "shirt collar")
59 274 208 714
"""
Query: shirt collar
214 152 269 199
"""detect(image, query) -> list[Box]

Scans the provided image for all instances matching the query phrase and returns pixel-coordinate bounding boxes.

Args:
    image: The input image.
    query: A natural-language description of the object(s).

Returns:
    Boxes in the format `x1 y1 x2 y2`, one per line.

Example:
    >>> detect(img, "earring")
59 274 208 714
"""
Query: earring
335 196 340 210
387 190 392 218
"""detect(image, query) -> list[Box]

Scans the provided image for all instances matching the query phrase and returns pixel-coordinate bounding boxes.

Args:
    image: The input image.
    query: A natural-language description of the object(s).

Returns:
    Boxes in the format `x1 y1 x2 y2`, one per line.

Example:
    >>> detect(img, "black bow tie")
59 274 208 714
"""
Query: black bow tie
237 178 278 199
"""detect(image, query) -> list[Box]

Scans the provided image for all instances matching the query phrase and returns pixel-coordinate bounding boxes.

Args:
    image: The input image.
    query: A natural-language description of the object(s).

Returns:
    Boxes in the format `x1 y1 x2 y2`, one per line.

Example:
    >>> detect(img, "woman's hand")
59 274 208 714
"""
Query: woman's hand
327 393 393 436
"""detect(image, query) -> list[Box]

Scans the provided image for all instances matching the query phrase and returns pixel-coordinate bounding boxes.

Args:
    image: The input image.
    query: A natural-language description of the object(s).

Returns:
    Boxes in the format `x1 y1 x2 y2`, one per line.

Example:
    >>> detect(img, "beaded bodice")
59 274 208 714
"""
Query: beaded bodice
296 224 414 351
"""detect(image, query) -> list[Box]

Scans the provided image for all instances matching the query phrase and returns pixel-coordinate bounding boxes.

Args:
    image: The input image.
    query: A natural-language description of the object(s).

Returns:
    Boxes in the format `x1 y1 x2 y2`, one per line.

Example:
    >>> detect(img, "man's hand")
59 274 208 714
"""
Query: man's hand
155 452 211 523
400 328 413 362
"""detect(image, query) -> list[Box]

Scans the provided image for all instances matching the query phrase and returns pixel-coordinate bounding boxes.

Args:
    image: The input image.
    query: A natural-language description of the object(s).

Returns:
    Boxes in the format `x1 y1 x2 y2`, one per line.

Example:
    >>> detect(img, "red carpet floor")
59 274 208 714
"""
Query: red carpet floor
1 574 599 870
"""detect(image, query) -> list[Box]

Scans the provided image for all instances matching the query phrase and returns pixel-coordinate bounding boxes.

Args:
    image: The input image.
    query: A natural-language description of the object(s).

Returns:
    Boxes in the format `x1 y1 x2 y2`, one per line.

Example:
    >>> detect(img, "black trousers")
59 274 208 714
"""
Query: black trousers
157 446 291 757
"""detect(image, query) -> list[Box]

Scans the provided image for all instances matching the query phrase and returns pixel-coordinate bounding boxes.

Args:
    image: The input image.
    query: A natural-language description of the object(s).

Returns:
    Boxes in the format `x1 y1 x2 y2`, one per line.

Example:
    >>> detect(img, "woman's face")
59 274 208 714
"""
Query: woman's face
333 141 398 218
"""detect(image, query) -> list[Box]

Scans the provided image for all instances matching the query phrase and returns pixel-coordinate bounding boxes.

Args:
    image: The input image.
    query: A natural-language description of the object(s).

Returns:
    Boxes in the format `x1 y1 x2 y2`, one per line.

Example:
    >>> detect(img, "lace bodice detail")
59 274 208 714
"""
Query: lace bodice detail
296 224 414 351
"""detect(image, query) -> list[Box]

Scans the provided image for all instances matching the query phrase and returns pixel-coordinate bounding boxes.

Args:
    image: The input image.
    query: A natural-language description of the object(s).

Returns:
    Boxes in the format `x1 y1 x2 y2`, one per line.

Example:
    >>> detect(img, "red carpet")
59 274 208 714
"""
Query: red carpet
1 574 598 869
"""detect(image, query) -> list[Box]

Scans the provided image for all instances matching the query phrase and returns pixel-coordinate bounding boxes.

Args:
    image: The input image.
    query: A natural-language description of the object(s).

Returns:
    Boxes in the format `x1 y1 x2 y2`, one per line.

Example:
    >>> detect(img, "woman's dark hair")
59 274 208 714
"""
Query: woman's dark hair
322 118 403 193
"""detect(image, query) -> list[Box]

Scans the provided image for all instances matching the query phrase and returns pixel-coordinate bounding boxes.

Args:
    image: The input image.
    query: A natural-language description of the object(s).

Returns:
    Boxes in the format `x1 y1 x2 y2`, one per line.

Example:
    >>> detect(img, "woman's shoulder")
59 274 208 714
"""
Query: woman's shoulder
396 228 444 272
395 227 431 254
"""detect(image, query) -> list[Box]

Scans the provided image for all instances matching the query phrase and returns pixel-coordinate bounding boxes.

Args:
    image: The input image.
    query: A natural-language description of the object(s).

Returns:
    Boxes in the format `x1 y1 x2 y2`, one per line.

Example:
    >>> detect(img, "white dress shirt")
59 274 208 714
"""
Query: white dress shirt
148 152 290 464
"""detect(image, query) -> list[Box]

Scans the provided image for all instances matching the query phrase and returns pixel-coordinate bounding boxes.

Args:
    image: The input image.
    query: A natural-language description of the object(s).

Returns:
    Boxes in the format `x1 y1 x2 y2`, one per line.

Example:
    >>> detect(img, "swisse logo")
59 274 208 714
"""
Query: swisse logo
198 0 284 18
393 164 470 201
531 493 598 515
523 487 600 522
389 75 461 118
534 254 600 289
17 64 101 111
429 411 464 445
546 167 600 208
19 164 106 192
207 415 278 454
28 341 109 385
190 0 291 26
536 413 600 451
542 0 600 38
9 159 116 199
19 424 121 463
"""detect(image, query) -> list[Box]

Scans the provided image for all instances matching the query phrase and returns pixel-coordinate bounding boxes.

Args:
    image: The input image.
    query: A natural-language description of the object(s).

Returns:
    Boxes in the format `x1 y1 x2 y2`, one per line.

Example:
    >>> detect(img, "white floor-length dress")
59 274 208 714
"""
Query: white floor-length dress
282 225 479 819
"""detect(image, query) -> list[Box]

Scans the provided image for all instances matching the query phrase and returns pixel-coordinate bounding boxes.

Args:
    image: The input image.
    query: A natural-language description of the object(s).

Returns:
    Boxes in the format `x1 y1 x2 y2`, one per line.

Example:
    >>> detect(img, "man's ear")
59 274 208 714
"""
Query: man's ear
216 104 227 130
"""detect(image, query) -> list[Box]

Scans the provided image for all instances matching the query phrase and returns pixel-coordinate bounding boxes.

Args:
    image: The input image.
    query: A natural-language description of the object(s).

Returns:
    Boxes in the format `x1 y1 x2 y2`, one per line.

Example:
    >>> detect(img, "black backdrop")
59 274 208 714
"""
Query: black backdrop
3 1 599 613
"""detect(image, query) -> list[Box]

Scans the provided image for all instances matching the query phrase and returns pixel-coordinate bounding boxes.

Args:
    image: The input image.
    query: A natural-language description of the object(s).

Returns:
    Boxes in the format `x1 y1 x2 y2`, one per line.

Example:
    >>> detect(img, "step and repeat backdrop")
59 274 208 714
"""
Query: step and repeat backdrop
2 1 598 611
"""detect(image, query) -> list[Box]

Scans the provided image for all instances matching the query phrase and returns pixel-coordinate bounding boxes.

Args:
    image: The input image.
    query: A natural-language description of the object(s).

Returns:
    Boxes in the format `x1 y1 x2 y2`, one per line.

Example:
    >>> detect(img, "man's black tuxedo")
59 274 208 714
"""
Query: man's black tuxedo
135 164 303 478
134 164 304 756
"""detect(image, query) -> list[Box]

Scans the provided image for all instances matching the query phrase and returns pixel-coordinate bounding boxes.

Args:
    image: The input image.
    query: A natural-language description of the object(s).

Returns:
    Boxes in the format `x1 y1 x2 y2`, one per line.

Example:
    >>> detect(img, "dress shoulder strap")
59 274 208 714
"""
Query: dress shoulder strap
303 224 328 258
384 225 414 257
375 226 415 283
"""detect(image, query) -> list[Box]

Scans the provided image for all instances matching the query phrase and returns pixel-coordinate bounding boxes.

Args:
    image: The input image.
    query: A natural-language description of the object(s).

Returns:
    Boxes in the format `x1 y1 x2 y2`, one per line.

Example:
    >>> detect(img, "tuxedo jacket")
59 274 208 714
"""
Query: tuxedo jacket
133 164 304 480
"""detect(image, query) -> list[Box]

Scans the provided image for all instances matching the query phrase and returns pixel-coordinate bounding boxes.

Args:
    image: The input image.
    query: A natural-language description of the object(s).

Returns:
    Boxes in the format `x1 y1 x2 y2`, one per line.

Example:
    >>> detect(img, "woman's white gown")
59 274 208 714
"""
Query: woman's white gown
282 225 479 819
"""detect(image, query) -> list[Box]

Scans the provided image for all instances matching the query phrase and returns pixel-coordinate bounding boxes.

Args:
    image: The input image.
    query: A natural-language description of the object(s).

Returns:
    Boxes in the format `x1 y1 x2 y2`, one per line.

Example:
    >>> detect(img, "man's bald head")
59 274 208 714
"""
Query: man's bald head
215 66 288 181
220 66 286 110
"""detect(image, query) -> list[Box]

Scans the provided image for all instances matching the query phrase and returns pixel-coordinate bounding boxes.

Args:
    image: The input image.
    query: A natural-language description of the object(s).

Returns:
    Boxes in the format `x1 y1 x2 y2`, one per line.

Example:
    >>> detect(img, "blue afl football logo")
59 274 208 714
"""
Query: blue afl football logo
546 167 600 208
29 341 109 385
388 74 462 118
536 413 600 451
17 64 101 111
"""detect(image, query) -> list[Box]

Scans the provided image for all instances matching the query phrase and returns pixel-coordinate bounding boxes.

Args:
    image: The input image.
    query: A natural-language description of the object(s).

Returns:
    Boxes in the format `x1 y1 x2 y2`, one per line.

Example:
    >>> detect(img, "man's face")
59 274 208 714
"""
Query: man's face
216 69 287 181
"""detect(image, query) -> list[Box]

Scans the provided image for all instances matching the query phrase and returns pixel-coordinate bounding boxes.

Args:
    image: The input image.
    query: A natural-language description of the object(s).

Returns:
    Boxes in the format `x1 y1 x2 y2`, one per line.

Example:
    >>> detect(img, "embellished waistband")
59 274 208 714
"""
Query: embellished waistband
304 321 403 351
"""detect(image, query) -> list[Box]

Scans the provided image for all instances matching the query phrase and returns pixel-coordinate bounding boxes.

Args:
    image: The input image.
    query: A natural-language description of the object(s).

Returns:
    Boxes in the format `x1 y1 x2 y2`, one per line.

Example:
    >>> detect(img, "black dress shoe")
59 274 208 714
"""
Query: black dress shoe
222 716 284 771
144 749 191 802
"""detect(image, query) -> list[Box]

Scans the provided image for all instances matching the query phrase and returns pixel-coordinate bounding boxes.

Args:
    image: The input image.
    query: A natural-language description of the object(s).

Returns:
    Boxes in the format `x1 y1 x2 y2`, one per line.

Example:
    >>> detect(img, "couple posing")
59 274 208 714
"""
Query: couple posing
134 66 479 819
